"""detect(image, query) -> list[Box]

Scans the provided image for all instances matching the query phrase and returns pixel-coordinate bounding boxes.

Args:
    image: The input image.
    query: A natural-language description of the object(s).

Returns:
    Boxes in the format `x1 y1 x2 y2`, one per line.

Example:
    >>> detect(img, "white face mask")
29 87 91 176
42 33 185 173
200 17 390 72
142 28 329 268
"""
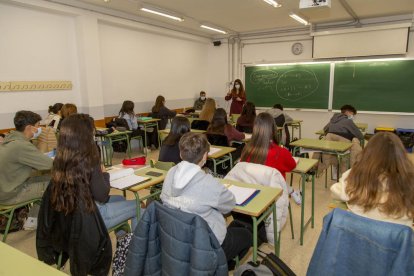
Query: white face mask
200 96 206 101
348 115 354 120
235 84 240 90
33 127 42 139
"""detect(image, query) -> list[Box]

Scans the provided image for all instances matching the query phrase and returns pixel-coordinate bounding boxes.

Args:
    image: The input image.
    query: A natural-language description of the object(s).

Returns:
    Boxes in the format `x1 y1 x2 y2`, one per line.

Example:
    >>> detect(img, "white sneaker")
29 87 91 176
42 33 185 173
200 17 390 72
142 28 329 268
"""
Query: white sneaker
291 190 302 206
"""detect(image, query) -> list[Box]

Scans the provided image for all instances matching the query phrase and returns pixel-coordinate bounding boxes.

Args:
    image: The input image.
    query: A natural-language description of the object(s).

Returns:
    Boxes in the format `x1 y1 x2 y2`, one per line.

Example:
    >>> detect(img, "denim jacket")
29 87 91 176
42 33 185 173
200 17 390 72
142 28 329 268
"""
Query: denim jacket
307 208 414 276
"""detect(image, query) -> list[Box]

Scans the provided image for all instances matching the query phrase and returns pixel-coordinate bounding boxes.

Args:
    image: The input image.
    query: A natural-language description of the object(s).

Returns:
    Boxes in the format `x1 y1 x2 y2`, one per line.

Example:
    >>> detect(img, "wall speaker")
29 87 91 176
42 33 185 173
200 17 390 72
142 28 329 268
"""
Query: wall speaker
213 41 221 46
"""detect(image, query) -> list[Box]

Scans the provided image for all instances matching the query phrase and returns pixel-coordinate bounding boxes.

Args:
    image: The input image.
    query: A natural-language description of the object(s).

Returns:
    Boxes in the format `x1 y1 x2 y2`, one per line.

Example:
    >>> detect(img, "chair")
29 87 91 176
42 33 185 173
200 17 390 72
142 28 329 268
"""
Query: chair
274 115 291 146
207 133 229 147
206 134 232 174
236 125 253 134
191 119 210 130
0 198 41 242
307 208 414 276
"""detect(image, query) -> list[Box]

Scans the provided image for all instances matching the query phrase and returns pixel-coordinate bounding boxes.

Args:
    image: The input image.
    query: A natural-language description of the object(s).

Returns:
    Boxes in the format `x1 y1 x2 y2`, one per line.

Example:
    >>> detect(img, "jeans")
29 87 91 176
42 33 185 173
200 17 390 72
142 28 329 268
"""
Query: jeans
96 195 138 231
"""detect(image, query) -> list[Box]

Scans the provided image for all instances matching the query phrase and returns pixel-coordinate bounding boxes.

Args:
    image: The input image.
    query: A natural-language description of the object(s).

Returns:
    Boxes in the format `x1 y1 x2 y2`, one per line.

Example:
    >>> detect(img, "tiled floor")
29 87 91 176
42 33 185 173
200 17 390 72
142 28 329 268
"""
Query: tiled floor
3 147 336 276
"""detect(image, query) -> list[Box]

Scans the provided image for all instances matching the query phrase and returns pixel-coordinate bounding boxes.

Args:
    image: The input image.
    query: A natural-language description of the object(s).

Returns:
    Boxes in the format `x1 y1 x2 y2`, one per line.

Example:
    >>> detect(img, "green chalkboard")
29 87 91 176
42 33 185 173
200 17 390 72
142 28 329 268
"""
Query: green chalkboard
333 60 414 113
245 63 331 109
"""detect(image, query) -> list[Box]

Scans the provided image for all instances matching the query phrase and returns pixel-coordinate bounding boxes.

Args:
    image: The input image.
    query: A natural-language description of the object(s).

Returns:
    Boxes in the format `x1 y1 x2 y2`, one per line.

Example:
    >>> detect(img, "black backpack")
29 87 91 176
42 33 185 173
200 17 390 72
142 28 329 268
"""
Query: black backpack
234 252 296 276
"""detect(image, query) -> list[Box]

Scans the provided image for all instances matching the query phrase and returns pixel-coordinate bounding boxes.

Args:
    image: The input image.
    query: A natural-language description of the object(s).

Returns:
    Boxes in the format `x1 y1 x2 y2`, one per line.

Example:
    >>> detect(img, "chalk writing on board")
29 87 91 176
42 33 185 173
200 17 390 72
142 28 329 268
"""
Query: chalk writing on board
250 70 279 90
276 70 319 101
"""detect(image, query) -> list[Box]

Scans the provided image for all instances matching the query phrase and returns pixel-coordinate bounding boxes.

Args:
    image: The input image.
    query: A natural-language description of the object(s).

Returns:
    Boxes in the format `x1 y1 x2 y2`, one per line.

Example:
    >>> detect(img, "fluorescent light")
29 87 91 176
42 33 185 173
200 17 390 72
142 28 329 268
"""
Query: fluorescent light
141 7 184 22
263 0 281 8
289 13 309 25
200 25 227 34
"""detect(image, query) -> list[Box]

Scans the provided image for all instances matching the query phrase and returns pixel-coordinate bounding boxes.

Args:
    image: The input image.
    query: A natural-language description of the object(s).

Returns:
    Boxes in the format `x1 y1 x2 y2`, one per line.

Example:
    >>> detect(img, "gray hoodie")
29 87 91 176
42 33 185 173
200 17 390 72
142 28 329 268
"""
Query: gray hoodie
323 113 363 141
160 161 235 244
266 108 293 123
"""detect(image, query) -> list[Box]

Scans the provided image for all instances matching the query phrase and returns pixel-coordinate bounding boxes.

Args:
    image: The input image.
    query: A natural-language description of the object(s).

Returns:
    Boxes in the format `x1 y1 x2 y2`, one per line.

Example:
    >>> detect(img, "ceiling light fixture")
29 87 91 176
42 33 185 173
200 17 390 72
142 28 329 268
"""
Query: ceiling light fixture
263 0 281 8
200 25 227 34
289 13 309 25
140 7 184 22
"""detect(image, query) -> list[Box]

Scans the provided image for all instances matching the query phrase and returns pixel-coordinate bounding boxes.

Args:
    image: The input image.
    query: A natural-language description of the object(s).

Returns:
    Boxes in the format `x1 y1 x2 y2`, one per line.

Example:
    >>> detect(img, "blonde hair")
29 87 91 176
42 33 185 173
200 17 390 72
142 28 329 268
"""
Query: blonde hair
346 132 414 219
199 98 216 122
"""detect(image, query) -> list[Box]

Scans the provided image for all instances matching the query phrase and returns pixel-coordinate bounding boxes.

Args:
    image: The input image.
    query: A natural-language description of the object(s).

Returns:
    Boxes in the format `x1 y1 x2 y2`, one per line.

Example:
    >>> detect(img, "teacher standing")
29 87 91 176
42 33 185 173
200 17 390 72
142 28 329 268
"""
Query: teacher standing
225 79 246 115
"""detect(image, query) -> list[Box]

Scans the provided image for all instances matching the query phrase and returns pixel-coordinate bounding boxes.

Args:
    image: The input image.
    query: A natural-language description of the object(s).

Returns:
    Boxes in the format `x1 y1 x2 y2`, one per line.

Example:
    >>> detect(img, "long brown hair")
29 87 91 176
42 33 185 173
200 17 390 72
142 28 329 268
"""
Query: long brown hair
152 95 165 113
207 108 228 135
346 132 414 219
163 116 190 146
199 98 216 122
51 114 99 214
61 103 77 119
241 112 278 164
240 101 256 124
119 100 135 116
230 79 246 98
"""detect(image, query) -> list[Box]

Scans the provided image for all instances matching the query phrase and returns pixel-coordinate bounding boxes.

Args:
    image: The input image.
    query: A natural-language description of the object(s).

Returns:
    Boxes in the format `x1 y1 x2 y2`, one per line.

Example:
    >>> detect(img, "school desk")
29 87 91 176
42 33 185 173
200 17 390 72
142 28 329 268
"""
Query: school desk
289 158 318 245
290 138 352 181
208 146 236 174
137 118 161 150
315 122 368 147
220 179 283 263
96 128 132 166
0 241 66 275
127 167 167 219
286 119 303 140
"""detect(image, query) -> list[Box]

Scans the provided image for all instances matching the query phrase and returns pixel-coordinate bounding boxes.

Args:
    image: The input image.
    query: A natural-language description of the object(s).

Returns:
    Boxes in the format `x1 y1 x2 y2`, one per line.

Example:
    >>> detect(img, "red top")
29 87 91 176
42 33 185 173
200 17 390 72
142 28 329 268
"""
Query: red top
245 142 296 179
225 92 246 115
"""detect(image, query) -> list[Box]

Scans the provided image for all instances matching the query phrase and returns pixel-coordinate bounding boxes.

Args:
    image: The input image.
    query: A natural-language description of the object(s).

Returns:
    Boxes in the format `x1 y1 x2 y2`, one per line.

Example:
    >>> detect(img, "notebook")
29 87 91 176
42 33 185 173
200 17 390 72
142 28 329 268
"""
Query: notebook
108 168 150 190
227 185 260 206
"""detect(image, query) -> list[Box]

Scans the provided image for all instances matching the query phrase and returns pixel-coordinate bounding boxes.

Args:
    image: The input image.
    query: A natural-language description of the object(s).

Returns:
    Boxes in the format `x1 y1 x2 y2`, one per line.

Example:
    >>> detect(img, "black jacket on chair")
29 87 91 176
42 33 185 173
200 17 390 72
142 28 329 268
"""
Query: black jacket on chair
36 184 112 276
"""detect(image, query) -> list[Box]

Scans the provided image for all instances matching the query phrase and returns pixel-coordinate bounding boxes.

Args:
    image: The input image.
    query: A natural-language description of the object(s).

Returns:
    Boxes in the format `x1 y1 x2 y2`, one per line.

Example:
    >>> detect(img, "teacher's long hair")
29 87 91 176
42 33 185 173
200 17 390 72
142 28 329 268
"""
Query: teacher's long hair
230 79 246 97
51 113 99 214
346 132 414 219
241 112 278 164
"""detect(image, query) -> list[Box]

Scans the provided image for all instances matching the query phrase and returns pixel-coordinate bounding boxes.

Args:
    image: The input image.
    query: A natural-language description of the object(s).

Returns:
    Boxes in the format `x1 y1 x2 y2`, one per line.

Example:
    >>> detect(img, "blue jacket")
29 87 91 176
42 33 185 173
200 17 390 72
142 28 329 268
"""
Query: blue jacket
307 208 414 276
124 201 228 276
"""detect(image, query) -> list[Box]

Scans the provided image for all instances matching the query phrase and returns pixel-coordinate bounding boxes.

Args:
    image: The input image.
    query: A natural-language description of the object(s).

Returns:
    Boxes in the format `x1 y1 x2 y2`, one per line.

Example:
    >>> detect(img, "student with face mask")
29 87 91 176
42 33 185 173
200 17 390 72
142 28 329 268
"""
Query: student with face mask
193 91 207 110
0 111 53 205
225 79 246 115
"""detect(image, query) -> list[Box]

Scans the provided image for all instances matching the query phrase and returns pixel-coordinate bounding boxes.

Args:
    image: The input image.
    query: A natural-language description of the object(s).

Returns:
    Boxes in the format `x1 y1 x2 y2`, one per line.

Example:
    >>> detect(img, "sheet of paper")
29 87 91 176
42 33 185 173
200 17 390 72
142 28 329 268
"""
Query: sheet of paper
227 185 258 205
208 147 221 155
110 174 149 190
108 168 134 181
244 133 252 140
293 157 300 164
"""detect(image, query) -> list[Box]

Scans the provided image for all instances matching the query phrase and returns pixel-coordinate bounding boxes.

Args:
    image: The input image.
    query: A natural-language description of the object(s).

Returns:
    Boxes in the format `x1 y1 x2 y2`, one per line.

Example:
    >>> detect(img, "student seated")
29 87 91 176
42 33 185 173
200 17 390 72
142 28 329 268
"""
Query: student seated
119 100 159 150
50 114 138 231
160 133 252 268
266 103 292 145
236 101 256 133
198 98 216 123
193 91 207 110
240 112 296 179
158 116 190 164
56 103 77 131
43 103 63 130
322 104 363 173
150 95 176 130
0 111 53 205
207 108 245 145
330 132 414 227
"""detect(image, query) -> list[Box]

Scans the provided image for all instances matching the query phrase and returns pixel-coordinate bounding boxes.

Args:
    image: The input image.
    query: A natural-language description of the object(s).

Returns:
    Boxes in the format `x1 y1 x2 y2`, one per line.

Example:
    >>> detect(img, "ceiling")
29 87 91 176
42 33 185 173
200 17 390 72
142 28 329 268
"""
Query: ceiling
59 0 414 37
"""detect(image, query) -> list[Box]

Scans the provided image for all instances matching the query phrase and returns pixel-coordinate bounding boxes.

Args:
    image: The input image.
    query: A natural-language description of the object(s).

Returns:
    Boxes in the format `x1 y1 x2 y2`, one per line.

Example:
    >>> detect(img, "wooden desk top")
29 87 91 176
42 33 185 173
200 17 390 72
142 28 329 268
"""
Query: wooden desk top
137 118 161 124
104 130 132 137
0 242 66 275
292 158 318 174
408 153 414 166
128 167 166 192
220 179 282 217
286 120 303 125
160 129 206 134
355 122 368 131
208 146 236 158
290 138 352 152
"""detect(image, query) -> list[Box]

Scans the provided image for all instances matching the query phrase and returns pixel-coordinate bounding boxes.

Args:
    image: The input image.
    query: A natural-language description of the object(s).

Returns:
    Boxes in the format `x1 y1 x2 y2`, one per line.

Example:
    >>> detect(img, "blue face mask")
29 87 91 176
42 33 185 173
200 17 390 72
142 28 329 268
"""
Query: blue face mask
33 127 42 139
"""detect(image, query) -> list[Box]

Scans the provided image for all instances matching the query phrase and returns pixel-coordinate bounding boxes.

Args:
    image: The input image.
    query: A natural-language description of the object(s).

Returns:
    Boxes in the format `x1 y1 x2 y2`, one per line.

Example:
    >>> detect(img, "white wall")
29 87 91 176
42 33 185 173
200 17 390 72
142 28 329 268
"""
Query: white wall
0 1 81 128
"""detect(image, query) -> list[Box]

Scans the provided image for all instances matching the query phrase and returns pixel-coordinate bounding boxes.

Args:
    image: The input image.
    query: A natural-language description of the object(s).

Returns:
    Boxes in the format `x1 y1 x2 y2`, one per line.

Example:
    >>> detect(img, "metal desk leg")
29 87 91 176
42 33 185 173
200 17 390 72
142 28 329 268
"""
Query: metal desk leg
272 203 279 256
125 134 131 158
107 137 114 166
311 173 315 228
300 172 306 246
252 217 258 264
133 192 142 220
143 124 148 149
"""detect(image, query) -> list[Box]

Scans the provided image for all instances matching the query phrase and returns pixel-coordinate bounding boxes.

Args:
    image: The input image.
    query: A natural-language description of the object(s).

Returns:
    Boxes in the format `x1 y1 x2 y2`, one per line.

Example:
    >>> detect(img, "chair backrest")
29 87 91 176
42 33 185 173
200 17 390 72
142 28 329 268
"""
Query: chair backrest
191 120 210 130
207 133 229 146
307 208 414 276
274 114 285 127
236 125 253 134
230 114 241 124
150 159 175 171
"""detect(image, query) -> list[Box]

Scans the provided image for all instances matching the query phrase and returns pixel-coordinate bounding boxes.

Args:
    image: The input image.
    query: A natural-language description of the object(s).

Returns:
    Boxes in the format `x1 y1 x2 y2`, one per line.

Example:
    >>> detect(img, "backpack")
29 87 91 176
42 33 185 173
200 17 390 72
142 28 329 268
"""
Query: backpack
0 206 29 233
234 252 296 276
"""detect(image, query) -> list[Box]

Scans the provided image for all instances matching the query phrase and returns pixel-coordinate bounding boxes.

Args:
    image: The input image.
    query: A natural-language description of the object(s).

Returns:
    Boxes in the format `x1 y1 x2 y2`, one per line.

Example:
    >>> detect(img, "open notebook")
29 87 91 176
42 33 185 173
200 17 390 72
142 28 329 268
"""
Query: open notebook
227 185 260 206
108 168 149 190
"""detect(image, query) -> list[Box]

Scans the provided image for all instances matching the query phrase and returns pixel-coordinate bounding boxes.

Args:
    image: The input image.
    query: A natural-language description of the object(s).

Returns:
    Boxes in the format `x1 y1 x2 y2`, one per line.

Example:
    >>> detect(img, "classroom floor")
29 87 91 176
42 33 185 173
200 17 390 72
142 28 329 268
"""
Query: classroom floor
4 147 336 276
